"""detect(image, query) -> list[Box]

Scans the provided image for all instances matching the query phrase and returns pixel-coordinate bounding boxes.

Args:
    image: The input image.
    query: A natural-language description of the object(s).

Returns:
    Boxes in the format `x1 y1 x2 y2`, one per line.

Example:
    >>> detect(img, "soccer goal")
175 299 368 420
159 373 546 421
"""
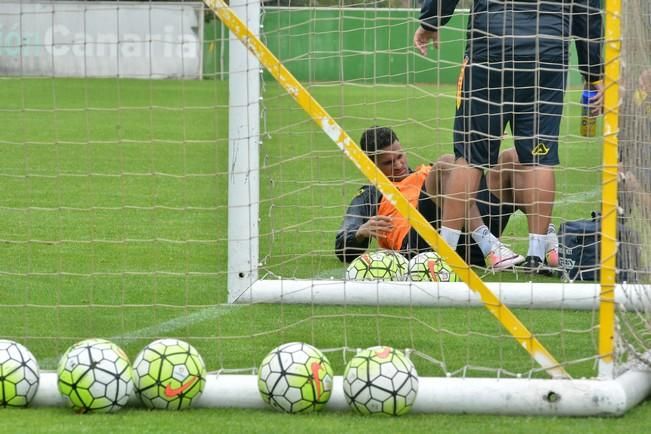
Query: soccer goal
0 0 649 418
206 0 651 415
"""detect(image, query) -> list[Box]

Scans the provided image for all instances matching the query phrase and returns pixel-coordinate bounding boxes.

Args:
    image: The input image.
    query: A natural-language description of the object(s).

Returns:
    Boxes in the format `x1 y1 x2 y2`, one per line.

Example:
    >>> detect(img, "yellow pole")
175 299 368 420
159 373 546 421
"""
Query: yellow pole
204 0 568 378
598 0 621 378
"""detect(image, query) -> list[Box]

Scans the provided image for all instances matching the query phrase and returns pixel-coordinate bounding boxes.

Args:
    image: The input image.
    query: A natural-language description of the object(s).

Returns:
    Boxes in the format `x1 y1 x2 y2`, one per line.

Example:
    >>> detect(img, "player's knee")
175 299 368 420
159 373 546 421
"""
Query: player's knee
434 154 456 175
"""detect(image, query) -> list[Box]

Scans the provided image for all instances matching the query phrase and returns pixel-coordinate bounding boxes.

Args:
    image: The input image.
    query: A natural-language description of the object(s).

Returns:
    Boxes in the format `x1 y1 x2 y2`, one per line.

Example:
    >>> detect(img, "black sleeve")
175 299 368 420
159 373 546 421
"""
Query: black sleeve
572 0 604 83
334 186 381 263
419 0 461 31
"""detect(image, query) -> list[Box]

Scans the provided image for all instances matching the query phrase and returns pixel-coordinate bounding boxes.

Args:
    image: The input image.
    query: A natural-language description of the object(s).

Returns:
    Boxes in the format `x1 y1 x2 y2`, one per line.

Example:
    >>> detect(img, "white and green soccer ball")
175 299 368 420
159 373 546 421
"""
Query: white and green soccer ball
57 338 133 413
0 340 40 408
257 342 334 413
132 338 206 410
343 346 419 416
406 251 460 282
346 250 408 281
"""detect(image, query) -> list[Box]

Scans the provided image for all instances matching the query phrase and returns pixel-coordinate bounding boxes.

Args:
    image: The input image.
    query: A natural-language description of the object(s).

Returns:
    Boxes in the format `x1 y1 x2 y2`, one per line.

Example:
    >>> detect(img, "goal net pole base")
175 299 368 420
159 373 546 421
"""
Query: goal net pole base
32 370 651 416
233 279 651 311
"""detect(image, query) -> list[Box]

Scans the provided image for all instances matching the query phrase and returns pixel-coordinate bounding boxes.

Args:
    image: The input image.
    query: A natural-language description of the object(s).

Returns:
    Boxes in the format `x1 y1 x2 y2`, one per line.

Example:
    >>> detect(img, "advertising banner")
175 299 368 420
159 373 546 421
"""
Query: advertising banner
0 1 203 78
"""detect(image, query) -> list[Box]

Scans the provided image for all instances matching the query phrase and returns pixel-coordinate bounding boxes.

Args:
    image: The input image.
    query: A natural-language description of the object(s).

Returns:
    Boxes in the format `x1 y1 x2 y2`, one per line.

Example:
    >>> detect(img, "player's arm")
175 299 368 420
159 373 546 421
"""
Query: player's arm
572 0 604 114
414 0 460 55
335 186 388 263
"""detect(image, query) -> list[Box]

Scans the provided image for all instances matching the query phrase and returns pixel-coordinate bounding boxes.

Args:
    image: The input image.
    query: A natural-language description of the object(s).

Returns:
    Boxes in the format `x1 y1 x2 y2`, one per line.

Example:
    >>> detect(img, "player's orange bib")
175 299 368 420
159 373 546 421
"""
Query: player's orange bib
377 165 432 250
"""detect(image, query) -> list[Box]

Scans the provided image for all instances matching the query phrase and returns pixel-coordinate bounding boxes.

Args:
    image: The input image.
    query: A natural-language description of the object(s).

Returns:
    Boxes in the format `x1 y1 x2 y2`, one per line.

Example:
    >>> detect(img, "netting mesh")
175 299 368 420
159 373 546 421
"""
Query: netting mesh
0 1 648 390
616 0 651 368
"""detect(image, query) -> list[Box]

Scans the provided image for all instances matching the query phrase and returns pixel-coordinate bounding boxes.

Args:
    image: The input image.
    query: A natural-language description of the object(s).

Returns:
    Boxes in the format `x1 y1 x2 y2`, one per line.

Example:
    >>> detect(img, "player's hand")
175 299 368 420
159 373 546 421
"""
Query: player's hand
585 81 604 116
356 216 393 241
413 27 439 56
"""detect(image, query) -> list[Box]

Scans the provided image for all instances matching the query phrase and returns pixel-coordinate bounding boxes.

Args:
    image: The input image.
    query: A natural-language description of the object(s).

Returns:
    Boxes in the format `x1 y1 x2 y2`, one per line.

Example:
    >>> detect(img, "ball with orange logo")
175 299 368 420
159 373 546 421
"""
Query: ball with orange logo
405 251 460 282
132 338 206 410
257 342 333 413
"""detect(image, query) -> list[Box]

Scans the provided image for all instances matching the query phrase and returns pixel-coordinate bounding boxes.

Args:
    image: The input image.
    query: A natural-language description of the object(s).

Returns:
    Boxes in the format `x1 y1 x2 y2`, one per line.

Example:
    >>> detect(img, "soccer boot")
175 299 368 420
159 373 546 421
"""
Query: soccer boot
545 224 560 268
485 242 525 271
521 255 552 276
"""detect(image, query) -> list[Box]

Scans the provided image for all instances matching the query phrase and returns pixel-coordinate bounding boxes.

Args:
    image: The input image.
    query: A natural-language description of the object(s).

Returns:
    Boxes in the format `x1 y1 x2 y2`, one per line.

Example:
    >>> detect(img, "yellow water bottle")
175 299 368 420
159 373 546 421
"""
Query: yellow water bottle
580 89 598 137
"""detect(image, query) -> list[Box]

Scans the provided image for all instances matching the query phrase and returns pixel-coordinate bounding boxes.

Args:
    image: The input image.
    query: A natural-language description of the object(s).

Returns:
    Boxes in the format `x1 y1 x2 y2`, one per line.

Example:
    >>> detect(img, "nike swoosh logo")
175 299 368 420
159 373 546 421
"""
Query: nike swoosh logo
310 362 323 398
427 259 438 281
164 375 199 398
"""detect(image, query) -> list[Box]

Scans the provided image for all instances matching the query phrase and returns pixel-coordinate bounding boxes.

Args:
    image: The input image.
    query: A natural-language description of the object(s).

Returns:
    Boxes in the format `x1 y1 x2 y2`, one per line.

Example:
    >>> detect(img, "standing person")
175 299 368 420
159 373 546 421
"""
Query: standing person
413 1 604 272
335 126 536 271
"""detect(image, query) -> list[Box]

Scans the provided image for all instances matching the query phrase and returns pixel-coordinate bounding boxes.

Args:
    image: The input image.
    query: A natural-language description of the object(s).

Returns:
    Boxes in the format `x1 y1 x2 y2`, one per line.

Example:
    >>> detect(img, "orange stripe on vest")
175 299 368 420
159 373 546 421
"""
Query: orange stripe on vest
377 165 432 250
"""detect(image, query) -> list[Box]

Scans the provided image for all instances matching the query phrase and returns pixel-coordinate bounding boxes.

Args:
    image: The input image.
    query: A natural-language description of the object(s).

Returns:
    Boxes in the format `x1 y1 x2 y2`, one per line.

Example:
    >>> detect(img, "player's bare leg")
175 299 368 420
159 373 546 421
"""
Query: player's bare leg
479 149 525 270
424 154 455 209
439 159 482 249
514 165 556 272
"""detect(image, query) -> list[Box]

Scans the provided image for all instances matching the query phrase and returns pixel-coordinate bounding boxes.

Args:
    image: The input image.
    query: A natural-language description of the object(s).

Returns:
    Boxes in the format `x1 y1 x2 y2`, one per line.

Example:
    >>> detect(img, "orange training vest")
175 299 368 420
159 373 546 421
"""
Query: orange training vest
377 165 432 250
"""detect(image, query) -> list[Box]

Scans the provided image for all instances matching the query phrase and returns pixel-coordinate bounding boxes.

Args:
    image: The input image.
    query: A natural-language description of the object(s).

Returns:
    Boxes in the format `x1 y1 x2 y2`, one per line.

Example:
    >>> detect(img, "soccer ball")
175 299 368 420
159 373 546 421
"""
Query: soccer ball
343 346 419 416
57 338 133 413
405 251 460 282
132 338 207 410
0 340 40 407
257 342 333 413
346 250 408 281
389 251 409 275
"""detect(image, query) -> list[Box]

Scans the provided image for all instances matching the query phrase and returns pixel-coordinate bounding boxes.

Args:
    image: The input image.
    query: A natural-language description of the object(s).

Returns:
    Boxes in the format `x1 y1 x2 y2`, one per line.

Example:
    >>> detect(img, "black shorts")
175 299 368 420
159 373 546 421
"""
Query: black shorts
453 58 567 167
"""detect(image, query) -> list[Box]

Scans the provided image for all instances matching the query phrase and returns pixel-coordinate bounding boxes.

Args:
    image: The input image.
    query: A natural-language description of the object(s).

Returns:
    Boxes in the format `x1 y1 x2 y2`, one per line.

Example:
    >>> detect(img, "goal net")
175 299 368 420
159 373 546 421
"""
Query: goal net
616 0 651 370
0 0 649 415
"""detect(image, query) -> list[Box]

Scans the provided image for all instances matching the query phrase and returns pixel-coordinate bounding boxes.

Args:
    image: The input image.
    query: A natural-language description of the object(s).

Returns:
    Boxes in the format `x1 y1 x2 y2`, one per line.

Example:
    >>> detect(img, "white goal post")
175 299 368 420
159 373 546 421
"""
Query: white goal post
30 369 651 416
227 0 261 300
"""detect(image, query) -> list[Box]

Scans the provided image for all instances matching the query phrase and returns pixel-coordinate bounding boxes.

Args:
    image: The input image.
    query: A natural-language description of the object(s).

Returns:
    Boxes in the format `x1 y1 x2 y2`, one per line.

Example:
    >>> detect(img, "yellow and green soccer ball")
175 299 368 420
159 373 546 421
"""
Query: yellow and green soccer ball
346 250 408 281
343 346 419 416
257 342 333 413
406 251 460 282
132 338 207 410
0 339 40 407
57 338 133 413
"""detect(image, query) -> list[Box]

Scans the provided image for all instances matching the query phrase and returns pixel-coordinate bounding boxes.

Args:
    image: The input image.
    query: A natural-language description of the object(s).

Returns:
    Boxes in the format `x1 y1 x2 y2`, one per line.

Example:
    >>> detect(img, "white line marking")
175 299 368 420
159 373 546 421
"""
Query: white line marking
41 304 243 369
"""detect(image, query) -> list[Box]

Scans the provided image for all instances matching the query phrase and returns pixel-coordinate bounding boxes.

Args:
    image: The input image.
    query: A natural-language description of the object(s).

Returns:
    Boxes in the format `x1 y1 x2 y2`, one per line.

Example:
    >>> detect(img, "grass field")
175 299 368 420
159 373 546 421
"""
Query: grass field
1 77 648 432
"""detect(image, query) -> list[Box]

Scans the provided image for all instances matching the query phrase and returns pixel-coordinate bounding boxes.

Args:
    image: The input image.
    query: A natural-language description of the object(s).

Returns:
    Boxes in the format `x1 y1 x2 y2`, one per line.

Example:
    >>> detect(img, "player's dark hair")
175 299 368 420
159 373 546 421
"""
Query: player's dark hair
359 126 398 157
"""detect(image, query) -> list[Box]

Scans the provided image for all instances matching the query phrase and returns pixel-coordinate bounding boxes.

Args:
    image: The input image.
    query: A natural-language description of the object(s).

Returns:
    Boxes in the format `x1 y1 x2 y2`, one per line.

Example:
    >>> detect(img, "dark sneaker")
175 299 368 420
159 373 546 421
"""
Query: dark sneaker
521 255 551 275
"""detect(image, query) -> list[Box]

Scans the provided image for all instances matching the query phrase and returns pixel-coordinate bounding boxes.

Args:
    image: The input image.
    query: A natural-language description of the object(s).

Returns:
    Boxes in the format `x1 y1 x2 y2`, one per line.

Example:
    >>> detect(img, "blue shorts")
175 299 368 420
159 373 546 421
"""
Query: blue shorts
453 58 567 167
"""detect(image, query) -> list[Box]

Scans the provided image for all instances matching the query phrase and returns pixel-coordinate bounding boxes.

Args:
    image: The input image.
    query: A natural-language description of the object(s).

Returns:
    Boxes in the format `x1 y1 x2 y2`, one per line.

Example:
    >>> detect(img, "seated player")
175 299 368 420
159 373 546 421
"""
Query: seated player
335 126 558 270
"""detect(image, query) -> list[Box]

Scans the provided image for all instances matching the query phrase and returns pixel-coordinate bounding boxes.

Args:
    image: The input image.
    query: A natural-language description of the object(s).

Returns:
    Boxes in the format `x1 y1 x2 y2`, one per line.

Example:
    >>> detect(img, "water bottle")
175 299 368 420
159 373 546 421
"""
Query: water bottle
580 89 598 137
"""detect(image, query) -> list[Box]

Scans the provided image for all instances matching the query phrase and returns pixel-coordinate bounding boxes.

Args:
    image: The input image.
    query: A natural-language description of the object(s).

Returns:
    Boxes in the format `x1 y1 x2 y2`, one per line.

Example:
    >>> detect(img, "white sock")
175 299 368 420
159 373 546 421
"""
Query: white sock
440 226 461 250
527 233 546 260
547 223 556 235
471 225 498 256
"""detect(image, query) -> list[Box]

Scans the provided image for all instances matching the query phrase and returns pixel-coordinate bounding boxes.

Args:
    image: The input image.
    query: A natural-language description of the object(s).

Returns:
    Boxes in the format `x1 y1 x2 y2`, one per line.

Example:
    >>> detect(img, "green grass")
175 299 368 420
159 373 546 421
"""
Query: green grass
3 404 649 434
1 77 646 431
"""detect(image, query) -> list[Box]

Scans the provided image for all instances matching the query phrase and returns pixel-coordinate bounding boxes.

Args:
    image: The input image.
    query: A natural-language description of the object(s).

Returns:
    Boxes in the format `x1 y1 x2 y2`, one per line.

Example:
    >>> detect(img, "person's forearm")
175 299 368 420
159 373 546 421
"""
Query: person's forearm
574 0 604 83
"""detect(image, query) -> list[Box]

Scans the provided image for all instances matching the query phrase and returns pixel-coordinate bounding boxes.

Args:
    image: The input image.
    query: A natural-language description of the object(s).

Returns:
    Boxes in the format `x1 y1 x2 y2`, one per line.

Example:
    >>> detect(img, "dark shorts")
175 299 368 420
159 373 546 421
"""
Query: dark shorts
453 58 567 167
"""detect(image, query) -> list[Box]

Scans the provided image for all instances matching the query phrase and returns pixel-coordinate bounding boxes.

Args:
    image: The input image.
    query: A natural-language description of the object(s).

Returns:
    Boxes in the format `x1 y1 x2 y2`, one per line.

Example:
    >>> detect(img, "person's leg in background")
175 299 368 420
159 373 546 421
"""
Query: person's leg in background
512 61 565 272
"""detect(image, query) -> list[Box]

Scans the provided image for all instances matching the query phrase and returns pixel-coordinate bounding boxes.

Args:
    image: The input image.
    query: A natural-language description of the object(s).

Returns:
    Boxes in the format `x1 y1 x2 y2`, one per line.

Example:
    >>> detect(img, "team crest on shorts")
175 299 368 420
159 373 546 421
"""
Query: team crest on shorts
532 142 550 156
